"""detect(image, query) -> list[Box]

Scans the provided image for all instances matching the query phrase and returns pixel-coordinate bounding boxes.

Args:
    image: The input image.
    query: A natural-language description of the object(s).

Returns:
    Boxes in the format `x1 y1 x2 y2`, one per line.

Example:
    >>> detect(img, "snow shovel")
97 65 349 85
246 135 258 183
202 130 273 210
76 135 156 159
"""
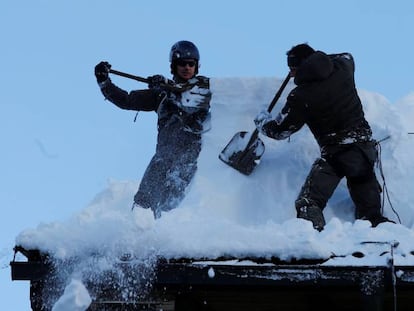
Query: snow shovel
219 73 291 175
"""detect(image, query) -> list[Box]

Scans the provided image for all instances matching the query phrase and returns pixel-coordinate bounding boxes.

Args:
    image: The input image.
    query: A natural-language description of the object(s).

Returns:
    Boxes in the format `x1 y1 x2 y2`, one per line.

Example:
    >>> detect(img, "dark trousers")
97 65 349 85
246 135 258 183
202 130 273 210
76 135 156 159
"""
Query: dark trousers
295 142 382 221
134 120 201 218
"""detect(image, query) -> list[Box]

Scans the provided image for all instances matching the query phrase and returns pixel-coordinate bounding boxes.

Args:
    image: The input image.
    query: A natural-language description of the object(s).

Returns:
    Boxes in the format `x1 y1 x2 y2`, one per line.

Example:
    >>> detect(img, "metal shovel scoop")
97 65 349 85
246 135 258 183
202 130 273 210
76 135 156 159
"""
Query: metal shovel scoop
219 73 291 175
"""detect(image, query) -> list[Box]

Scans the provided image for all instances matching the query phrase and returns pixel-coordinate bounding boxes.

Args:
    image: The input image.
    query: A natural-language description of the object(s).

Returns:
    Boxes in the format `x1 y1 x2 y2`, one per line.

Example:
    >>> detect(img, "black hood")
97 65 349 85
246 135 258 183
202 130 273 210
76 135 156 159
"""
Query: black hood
294 51 333 85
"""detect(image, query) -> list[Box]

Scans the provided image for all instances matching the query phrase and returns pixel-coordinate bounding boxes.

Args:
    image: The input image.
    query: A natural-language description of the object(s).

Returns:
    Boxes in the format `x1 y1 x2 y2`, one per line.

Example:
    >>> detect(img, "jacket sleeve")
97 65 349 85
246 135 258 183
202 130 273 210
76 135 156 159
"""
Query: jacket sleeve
262 89 306 140
98 79 158 111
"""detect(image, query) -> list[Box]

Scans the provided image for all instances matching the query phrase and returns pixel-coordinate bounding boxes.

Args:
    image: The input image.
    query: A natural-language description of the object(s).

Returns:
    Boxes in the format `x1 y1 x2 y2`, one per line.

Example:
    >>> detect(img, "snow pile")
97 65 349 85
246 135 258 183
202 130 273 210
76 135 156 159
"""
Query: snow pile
14 77 414 309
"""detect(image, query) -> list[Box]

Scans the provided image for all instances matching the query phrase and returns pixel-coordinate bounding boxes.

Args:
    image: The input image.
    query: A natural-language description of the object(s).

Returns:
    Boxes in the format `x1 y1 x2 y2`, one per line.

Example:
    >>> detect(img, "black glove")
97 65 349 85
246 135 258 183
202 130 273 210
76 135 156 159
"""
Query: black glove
147 74 167 89
95 61 111 83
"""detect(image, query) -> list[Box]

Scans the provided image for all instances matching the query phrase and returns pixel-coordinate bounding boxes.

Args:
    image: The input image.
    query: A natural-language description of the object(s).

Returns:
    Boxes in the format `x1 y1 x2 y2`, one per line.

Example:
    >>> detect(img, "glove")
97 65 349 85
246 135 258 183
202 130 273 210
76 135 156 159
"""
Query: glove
95 61 111 83
179 85 211 111
254 110 273 134
147 74 168 89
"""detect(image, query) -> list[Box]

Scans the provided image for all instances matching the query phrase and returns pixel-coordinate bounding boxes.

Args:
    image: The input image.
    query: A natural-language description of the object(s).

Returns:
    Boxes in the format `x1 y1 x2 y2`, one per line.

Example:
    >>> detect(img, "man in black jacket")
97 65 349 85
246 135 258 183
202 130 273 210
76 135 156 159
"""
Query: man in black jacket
94 40 211 218
254 43 392 231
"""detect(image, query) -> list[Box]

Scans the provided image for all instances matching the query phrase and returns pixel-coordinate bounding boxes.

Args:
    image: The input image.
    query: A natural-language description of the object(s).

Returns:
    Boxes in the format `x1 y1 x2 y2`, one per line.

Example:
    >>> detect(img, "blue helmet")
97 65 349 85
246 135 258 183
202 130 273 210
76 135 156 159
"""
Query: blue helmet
169 40 200 62
169 40 200 75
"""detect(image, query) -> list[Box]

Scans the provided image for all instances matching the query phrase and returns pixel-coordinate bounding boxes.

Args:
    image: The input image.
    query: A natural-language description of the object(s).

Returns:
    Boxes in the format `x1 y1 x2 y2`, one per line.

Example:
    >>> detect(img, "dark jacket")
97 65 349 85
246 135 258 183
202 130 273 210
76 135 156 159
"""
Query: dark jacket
263 52 372 149
99 75 211 134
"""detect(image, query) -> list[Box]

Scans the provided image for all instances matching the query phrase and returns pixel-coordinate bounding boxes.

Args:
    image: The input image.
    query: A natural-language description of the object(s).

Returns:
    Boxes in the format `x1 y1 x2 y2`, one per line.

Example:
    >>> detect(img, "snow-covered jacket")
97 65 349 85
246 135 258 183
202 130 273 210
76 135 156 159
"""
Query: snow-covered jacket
262 52 372 149
99 75 211 134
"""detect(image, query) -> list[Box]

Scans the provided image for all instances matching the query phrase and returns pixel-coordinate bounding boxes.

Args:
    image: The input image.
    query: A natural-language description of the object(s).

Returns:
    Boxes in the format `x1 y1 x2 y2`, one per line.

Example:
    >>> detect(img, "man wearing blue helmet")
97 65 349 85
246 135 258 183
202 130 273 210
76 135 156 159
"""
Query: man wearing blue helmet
94 40 211 218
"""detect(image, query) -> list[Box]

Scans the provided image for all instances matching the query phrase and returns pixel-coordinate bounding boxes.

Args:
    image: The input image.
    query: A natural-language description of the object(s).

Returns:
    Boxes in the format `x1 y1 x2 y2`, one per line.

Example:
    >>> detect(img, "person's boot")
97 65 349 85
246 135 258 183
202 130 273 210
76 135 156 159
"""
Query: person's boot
368 216 396 227
297 205 326 231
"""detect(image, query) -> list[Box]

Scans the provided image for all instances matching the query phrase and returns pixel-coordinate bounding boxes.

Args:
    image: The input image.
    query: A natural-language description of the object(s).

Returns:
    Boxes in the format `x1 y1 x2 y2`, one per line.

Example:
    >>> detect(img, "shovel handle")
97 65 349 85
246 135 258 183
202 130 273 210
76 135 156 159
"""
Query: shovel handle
267 72 291 113
244 73 291 151
109 69 149 83
108 68 198 93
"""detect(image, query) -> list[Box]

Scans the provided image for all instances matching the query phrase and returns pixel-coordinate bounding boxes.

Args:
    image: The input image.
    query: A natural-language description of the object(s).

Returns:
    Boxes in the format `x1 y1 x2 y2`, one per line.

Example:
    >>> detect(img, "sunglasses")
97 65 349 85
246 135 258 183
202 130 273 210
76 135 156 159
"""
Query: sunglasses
176 59 197 67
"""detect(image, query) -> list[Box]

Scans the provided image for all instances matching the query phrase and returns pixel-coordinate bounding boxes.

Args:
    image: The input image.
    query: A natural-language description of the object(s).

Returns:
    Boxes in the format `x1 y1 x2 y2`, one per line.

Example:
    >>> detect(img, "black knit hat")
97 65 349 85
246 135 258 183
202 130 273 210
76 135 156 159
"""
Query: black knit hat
287 43 315 68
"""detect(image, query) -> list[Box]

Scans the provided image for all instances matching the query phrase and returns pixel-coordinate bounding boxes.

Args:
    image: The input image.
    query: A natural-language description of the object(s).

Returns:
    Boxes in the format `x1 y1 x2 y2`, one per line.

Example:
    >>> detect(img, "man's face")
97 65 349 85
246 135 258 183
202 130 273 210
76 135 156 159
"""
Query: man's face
175 58 197 81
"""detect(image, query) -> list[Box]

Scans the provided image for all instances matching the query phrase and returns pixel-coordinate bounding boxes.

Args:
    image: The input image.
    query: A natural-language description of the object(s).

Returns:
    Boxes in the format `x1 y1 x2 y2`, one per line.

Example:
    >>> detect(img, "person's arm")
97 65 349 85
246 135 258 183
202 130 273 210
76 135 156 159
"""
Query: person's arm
94 61 158 111
256 90 306 140
99 79 157 111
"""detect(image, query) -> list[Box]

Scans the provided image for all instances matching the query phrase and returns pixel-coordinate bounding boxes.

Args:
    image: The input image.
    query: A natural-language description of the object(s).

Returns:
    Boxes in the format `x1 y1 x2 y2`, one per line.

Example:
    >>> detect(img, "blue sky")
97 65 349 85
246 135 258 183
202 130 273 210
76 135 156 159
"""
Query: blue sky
2 1 414 309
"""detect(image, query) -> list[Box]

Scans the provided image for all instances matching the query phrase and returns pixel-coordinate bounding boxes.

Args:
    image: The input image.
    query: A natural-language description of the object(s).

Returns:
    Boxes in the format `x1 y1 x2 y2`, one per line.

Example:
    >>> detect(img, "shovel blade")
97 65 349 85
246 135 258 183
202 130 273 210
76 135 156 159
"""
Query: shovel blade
219 131 265 175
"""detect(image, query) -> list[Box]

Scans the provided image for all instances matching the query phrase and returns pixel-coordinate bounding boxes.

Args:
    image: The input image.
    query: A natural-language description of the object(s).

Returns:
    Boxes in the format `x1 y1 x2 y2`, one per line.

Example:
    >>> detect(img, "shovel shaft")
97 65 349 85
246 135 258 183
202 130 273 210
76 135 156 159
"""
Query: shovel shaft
243 73 291 156
108 68 197 93
267 73 292 113
109 69 149 83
